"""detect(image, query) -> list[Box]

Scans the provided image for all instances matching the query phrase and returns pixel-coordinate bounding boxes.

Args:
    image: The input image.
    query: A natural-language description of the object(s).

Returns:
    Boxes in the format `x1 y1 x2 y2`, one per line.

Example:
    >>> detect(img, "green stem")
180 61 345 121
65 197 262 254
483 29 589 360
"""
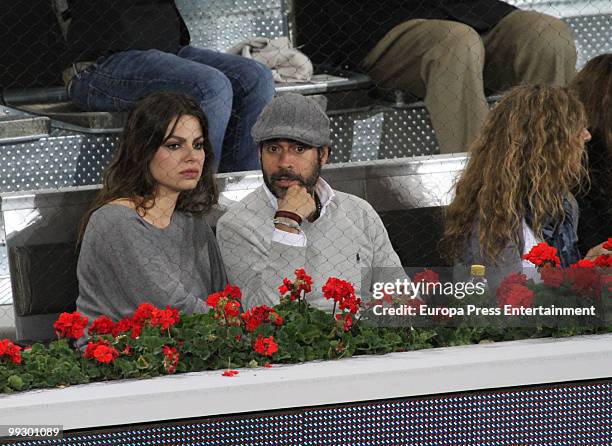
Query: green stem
299 290 305 314
352 311 363 331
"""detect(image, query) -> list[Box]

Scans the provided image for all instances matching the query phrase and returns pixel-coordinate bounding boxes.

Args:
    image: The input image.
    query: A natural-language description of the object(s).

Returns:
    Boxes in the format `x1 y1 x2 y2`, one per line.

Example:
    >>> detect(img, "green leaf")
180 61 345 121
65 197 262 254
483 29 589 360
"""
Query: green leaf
7 375 24 390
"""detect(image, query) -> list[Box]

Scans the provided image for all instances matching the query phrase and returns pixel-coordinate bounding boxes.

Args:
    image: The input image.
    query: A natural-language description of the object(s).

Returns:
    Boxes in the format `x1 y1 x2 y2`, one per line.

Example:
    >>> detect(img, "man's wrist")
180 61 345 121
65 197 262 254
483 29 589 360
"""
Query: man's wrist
273 217 302 234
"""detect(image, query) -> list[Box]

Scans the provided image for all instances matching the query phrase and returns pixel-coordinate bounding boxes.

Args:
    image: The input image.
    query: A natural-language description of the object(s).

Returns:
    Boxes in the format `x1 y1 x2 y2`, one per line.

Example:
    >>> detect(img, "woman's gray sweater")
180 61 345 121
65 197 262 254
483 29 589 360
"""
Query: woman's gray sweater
76 204 227 327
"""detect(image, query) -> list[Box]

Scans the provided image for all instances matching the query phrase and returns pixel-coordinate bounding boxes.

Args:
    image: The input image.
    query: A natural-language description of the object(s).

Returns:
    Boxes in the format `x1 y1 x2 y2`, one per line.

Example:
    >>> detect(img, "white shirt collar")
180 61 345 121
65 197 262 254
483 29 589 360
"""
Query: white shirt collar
263 177 335 217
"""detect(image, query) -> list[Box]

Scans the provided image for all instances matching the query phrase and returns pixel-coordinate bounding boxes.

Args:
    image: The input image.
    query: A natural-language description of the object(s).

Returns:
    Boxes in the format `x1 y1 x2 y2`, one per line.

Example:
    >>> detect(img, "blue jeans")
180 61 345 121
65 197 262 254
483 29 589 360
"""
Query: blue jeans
69 46 275 172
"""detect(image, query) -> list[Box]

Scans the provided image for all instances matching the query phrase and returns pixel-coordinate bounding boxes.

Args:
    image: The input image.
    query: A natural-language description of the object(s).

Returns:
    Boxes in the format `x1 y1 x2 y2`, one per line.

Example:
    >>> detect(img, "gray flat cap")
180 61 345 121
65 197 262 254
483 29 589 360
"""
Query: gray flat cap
251 93 330 147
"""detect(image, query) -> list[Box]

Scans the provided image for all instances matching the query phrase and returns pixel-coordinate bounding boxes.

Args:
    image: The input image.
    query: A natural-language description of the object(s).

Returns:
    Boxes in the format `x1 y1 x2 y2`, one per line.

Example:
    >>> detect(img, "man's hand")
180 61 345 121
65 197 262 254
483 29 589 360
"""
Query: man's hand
585 241 611 261
277 185 316 219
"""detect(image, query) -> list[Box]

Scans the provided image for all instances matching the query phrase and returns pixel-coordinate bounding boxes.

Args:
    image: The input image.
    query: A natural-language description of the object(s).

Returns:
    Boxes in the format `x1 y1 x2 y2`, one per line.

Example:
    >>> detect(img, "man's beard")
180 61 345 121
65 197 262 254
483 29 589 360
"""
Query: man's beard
263 162 322 199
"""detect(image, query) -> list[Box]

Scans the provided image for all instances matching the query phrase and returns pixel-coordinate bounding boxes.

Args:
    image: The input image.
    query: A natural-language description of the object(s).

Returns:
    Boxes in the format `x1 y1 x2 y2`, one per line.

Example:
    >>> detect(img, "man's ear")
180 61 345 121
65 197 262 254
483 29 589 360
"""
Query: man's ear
320 146 330 165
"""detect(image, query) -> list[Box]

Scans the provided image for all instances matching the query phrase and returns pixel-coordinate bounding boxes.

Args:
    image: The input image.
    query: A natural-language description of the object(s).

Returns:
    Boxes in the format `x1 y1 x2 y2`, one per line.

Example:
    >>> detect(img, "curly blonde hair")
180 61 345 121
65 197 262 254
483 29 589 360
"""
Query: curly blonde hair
442 85 588 265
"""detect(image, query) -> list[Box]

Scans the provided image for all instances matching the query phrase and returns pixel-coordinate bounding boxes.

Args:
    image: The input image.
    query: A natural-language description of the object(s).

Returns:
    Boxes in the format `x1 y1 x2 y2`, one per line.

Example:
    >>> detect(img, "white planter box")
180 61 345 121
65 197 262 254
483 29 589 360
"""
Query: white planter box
1 333 610 431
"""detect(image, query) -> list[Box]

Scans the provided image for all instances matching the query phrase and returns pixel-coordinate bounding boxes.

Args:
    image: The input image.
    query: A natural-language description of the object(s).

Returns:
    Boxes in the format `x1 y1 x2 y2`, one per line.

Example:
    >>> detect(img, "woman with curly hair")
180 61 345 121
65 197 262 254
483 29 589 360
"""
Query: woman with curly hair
76 91 227 329
442 85 597 290
570 54 612 255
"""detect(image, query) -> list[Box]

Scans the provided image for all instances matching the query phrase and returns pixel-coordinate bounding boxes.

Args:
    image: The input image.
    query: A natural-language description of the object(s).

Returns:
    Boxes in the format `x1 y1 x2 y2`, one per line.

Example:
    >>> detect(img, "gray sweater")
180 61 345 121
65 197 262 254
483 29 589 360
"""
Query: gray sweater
76 204 227 327
216 186 405 311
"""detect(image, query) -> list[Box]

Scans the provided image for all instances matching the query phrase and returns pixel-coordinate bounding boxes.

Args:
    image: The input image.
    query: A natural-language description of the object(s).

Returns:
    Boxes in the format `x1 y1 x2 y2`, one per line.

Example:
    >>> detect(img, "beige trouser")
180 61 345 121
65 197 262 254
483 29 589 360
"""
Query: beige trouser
362 10 577 153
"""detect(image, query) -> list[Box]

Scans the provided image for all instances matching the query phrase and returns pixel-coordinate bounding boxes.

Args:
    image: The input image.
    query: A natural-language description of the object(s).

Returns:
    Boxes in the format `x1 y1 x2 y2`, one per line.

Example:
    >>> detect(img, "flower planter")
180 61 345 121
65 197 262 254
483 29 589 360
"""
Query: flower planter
0 333 610 445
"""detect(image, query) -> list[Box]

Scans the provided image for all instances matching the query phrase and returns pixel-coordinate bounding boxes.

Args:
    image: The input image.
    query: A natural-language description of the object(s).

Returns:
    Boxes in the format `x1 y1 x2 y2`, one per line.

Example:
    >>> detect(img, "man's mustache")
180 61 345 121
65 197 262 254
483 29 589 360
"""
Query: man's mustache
270 170 305 184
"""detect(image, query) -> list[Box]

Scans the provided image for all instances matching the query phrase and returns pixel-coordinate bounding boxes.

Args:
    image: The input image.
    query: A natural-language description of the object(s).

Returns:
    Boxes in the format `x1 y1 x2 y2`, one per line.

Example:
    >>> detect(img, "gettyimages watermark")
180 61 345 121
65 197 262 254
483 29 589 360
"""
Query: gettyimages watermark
361 266 610 328
372 277 486 300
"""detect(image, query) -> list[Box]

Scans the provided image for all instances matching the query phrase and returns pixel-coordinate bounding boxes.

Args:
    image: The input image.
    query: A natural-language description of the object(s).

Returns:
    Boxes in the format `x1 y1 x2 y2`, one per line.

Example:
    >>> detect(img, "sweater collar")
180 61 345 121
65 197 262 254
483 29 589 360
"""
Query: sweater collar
262 177 335 217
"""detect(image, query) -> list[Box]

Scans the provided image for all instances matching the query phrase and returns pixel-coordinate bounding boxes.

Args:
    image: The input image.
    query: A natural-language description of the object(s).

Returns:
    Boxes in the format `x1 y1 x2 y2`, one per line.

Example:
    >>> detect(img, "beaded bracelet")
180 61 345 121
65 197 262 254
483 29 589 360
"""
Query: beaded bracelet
272 218 301 230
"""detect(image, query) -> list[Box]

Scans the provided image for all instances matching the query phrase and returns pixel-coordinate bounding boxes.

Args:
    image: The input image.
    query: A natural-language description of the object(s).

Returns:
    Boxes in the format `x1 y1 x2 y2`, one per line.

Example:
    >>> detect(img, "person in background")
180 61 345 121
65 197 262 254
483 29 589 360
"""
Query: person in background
296 0 577 154
442 85 602 291
76 92 227 337
570 54 612 256
216 93 406 311
63 0 274 172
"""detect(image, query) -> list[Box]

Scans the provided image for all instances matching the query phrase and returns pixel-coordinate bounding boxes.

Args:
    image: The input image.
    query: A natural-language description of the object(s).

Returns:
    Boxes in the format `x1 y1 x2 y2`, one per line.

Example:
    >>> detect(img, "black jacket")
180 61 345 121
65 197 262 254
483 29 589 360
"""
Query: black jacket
66 0 190 63
294 0 516 69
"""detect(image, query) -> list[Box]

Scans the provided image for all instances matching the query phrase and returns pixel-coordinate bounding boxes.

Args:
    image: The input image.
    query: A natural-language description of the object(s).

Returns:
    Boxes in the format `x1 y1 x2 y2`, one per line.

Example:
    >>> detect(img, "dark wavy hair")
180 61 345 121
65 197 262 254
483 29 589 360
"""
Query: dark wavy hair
79 91 218 241
569 54 612 251
570 53 612 199
570 53 611 151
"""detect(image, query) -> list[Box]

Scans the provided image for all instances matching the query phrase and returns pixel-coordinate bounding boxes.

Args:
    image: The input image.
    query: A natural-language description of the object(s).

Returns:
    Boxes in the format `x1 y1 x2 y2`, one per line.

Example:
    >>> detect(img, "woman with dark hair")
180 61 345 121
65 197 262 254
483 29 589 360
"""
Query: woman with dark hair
570 54 612 255
76 91 227 329
442 85 598 290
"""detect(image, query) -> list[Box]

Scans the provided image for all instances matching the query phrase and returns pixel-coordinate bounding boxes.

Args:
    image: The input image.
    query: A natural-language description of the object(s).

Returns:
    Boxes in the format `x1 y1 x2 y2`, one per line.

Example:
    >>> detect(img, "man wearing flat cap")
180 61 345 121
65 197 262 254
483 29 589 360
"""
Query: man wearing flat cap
216 93 405 311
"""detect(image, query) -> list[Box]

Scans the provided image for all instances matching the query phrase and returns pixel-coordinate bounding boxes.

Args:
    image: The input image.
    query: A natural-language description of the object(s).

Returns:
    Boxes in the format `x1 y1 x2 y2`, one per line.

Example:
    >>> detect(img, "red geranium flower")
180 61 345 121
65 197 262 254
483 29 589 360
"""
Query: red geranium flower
129 322 143 339
540 265 565 288
241 305 283 332
89 315 115 335
150 306 180 330
593 255 612 268
497 273 527 298
84 339 118 363
567 267 601 299
323 277 355 302
571 259 595 269
223 301 241 318
206 291 222 308
162 345 180 374
94 345 119 363
279 269 313 301
499 283 534 309
323 277 362 314
602 238 612 251
278 277 294 297
0 339 22 365
53 311 89 339
206 285 243 326
222 369 239 377
497 273 532 308
523 242 561 268
335 313 353 331
271 312 283 326
342 295 361 314
242 309 264 332
254 335 278 357
132 303 156 324
111 318 133 337
294 268 313 294
223 284 242 300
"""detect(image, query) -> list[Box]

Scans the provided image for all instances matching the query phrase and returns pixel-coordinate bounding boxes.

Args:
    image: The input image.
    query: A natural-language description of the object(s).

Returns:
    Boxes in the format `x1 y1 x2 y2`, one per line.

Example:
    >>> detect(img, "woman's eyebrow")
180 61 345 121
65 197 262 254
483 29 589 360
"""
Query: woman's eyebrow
164 135 205 143
164 135 186 142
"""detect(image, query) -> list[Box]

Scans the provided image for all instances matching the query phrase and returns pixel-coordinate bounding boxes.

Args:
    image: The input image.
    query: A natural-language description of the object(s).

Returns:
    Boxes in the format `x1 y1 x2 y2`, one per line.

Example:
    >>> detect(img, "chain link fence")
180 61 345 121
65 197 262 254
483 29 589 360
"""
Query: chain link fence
0 0 610 342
